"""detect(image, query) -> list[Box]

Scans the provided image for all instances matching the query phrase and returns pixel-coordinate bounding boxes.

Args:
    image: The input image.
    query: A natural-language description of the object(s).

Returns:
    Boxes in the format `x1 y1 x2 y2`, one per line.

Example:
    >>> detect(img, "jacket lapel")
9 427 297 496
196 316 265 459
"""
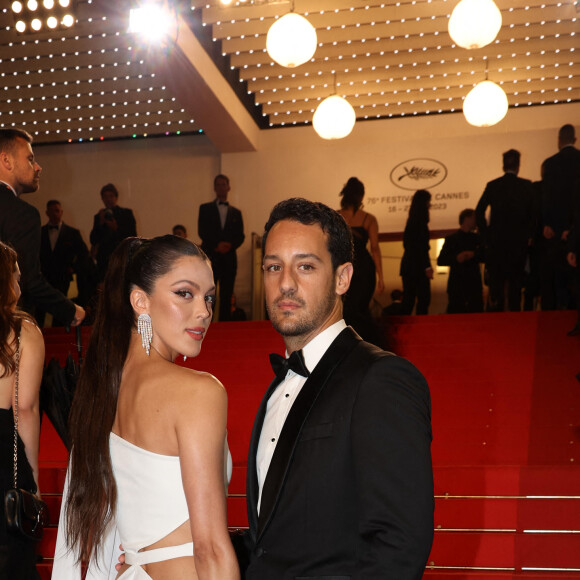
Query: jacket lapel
256 327 360 539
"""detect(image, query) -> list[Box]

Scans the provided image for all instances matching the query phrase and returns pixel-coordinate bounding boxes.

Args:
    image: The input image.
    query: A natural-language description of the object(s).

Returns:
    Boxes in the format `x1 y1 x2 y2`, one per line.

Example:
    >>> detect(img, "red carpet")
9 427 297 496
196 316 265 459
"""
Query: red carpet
38 313 580 578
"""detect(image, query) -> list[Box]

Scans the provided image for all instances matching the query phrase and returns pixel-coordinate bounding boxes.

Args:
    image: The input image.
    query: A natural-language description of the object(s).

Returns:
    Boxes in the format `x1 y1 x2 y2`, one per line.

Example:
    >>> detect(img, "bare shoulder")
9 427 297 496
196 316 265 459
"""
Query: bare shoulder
165 365 227 408
365 211 378 226
20 319 45 357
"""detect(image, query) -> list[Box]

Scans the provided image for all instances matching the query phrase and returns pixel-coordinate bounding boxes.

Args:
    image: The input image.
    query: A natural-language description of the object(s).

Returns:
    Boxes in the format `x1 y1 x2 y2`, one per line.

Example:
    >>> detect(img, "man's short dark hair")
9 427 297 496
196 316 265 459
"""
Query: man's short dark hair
559 124 575 145
0 128 33 155
100 183 119 198
459 208 475 225
262 198 354 271
502 149 520 172
46 199 61 209
214 174 230 187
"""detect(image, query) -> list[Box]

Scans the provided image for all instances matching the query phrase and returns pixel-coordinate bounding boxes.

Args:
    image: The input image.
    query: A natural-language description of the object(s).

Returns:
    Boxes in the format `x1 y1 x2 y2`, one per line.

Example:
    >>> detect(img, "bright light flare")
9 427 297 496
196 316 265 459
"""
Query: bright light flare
129 4 175 42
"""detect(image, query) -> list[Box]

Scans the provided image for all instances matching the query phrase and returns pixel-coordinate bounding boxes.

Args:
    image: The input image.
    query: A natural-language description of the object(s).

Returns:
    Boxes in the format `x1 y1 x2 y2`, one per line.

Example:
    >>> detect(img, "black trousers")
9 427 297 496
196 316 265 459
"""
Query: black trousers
401 274 431 315
211 253 237 322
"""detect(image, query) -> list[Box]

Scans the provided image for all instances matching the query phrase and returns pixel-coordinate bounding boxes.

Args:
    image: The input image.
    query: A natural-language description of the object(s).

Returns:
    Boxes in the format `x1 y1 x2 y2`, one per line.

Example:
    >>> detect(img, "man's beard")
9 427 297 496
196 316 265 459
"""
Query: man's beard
267 283 337 338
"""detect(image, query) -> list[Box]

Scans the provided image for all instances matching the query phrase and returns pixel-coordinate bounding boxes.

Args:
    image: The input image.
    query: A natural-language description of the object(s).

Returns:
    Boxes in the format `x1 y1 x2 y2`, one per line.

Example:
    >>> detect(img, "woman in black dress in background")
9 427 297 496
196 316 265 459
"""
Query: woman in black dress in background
338 177 385 343
400 190 433 315
0 242 45 579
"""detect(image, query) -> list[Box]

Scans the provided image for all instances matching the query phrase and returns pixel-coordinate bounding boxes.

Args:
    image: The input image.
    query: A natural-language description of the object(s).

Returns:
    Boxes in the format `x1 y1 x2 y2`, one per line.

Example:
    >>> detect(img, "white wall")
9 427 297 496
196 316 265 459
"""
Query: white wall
26 102 580 317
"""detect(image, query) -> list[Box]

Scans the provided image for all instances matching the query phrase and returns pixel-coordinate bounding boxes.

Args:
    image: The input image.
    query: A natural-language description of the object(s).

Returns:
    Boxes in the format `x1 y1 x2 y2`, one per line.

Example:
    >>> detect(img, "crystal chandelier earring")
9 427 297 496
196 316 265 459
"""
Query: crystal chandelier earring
137 313 153 356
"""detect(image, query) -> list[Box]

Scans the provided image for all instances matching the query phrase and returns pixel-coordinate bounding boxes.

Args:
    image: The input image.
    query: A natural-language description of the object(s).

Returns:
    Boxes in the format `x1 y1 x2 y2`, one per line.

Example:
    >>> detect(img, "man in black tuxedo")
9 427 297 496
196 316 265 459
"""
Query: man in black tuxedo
90 183 137 282
476 149 534 311
243 198 434 579
198 174 245 321
37 200 93 327
540 124 580 310
0 128 85 326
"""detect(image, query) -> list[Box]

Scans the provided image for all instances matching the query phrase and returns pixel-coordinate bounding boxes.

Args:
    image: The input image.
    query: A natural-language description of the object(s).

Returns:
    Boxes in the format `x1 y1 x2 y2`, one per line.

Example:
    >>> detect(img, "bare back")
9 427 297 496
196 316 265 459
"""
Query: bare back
112 335 231 580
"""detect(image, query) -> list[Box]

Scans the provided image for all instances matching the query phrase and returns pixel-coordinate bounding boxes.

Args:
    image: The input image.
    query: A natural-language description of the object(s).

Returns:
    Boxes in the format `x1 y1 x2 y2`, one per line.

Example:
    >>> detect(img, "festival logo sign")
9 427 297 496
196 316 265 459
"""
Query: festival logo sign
390 158 448 191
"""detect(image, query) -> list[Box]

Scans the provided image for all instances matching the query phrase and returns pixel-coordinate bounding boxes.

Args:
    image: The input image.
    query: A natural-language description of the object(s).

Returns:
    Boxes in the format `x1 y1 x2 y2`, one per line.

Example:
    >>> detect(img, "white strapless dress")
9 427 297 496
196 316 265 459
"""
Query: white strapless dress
52 433 233 580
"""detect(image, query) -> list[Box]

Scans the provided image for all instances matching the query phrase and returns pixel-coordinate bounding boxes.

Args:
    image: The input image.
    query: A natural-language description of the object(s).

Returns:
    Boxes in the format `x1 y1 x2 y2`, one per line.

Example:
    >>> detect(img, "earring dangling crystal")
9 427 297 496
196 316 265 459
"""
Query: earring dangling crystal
183 355 187 362
137 313 153 356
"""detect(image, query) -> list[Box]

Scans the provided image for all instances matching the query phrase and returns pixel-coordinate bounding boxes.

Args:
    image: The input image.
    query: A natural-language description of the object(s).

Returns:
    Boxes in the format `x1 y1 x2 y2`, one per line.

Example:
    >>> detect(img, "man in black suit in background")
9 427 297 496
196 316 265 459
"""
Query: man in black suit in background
437 208 484 313
90 183 137 282
198 174 245 321
37 200 93 326
476 149 534 311
540 124 580 310
243 198 433 579
0 128 85 326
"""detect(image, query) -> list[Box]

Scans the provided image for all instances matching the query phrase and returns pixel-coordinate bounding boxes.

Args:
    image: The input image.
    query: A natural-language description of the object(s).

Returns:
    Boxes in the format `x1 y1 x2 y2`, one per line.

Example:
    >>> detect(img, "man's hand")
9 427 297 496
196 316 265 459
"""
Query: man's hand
70 304 85 327
568 252 577 268
216 241 232 254
543 225 555 240
425 267 434 280
456 250 475 263
562 230 570 241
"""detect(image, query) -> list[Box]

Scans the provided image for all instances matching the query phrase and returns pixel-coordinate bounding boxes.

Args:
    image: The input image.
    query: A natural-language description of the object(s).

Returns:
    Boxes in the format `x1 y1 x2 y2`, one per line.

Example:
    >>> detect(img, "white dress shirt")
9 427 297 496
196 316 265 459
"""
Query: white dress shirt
256 319 347 514
48 222 62 250
216 198 228 229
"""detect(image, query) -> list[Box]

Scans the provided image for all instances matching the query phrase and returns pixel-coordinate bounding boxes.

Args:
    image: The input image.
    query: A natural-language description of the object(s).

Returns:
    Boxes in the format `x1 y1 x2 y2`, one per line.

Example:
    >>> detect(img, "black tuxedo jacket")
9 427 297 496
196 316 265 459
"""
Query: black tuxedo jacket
542 145 580 237
0 184 76 323
476 172 534 259
245 327 434 580
40 222 89 292
90 205 137 279
198 201 245 263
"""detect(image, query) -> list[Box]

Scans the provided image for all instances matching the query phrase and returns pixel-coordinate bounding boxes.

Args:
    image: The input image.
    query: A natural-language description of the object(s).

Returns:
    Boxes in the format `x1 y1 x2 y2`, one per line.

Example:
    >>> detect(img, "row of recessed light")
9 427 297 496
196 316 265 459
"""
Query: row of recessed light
11 0 75 33
268 95 574 127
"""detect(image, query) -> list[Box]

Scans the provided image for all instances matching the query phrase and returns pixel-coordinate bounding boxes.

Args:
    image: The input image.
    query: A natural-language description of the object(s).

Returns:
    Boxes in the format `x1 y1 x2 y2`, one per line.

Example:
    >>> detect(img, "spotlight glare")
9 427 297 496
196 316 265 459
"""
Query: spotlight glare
27 0 38 10
11 1 23 14
58 0 70 6
128 4 175 42
47 15 57 28
62 13 74 27
43 0 55 8
15 19 26 32
31 17 42 30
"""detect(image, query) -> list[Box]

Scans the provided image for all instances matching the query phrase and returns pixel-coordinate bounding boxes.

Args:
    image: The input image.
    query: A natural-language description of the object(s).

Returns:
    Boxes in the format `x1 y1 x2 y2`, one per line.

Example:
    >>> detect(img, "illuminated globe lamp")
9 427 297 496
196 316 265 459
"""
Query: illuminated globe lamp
448 0 502 49
313 95 356 140
266 12 317 68
463 80 508 127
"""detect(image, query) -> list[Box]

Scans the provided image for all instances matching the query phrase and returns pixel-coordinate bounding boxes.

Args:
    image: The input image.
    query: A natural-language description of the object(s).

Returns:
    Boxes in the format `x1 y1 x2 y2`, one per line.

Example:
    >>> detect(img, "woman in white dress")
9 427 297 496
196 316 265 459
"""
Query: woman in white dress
53 235 240 580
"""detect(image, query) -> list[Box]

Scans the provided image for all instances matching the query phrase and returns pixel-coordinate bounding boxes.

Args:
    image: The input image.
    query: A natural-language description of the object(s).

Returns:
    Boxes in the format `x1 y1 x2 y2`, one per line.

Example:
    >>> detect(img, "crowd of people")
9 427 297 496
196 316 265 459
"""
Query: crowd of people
388 124 580 326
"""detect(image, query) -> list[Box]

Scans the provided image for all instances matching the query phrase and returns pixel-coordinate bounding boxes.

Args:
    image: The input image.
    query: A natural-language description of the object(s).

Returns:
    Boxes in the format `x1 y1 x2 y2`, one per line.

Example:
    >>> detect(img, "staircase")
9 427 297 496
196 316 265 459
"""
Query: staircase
37 313 580 578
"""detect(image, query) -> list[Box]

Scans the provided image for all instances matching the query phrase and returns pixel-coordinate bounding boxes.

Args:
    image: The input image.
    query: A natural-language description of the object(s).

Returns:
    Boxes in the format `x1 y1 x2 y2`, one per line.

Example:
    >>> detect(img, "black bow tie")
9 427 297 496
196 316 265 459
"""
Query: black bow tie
48 225 59 230
269 350 310 381
218 200 229 206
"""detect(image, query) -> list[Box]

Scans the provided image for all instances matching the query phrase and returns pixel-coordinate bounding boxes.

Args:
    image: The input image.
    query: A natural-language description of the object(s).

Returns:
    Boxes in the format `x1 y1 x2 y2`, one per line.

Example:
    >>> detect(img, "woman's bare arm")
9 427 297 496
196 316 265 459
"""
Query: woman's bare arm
367 213 385 293
15 320 45 493
176 374 240 580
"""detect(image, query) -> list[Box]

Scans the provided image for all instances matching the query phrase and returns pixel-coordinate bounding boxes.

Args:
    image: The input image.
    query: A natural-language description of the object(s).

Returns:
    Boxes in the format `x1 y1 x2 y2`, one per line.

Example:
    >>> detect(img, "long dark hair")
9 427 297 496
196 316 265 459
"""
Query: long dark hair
339 177 365 213
0 242 33 377
407 189 431 225
66 235 208 563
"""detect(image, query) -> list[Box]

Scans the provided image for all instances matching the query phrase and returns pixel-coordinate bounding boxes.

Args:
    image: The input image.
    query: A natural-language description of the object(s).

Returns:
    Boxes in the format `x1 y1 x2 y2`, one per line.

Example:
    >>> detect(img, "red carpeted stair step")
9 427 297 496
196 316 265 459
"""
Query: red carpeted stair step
39 314 580 578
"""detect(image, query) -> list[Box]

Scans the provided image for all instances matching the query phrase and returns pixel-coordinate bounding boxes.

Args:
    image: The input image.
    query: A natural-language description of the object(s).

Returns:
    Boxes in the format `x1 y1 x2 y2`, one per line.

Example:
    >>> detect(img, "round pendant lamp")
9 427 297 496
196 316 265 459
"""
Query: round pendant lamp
448 0 502 49
313 95 356 140
463 80 508 127
266 12 317 68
